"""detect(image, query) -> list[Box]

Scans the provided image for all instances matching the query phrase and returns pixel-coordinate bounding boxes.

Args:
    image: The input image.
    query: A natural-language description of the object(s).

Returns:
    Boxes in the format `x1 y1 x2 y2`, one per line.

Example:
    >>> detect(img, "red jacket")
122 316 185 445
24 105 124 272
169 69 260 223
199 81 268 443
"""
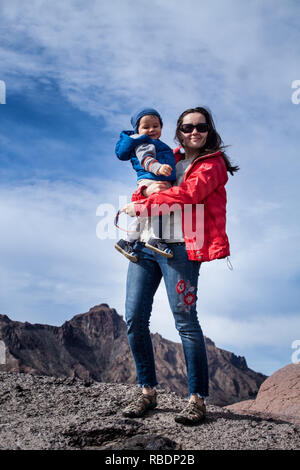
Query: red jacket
131 148 230 262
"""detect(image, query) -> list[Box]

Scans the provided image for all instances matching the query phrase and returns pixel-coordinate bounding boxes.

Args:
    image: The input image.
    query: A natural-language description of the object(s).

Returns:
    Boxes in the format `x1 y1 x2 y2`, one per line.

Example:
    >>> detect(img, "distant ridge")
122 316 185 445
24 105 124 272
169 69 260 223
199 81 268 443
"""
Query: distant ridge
0 304 267 405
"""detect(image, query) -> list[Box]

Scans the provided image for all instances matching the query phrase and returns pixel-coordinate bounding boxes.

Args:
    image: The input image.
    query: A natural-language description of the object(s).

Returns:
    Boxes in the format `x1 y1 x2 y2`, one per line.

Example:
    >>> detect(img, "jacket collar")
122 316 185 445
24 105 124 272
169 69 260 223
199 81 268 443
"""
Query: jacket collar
173 148 223 183
174 147 223 164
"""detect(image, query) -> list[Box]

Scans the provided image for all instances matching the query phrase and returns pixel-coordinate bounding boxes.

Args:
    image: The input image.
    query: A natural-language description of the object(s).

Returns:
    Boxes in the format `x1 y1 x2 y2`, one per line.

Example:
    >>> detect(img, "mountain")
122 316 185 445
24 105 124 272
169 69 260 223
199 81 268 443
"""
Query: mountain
0 304 267 405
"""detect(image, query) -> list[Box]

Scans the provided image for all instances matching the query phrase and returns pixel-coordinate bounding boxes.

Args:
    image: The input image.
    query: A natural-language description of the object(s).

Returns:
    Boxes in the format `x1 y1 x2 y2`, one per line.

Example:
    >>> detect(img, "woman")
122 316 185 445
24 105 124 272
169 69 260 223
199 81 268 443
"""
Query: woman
121 107 239 424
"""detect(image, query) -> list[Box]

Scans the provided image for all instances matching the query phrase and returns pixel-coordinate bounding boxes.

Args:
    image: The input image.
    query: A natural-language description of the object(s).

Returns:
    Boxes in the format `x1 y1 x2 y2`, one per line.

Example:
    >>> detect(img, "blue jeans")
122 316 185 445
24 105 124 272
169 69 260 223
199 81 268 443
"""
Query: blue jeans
125 242 209 397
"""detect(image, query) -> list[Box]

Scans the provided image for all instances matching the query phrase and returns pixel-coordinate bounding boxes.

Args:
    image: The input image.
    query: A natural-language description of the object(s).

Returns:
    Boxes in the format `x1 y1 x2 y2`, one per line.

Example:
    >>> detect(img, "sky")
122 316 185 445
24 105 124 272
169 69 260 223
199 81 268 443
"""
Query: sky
0 0 300 377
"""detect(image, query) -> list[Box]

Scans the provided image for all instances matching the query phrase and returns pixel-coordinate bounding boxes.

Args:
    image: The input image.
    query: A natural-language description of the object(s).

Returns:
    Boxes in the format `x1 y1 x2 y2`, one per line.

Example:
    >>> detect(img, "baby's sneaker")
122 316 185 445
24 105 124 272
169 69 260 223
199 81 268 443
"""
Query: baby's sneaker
145 238 173 258
115 239 138 262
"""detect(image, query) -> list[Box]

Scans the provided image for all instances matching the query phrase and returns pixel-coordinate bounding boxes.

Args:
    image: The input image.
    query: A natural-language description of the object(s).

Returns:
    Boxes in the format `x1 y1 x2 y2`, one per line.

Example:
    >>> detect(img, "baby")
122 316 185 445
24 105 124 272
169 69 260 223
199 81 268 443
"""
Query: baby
114 108 176 262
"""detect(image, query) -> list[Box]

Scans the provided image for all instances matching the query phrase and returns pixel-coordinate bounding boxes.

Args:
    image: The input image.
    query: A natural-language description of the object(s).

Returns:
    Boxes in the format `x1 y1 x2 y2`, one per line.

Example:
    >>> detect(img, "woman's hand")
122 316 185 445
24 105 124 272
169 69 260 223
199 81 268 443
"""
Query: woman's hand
142 181 171 197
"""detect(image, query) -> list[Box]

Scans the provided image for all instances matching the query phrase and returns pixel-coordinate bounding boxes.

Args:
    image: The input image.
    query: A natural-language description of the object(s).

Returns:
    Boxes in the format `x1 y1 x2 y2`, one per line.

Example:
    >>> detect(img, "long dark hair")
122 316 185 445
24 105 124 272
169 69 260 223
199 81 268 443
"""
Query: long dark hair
175 107 239 175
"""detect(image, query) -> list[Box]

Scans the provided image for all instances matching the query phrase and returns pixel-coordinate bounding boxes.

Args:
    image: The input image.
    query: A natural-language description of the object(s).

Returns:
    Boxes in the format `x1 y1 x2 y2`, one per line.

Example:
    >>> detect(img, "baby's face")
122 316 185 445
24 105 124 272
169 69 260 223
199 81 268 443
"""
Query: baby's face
138 115 162 140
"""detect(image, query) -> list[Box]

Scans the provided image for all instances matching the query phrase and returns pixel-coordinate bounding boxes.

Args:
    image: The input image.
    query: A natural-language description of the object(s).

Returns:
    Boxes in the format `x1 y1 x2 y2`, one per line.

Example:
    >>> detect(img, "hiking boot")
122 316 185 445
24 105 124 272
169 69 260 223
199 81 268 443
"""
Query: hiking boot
174 401 206 425
115 239 138 262
122 391 157 418
145 238 173 258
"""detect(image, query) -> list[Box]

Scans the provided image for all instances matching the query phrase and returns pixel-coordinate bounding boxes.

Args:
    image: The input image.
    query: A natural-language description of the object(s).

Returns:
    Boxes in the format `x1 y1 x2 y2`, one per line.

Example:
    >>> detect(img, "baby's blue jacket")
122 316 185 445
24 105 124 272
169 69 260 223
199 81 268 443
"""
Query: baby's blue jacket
115 130 176 182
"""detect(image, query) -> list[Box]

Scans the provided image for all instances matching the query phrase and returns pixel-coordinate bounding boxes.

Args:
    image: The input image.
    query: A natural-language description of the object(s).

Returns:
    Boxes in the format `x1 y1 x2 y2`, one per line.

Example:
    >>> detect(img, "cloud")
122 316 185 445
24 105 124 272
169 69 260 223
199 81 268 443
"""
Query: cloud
0 177 133 323
1 0 299 126
201 311 300 349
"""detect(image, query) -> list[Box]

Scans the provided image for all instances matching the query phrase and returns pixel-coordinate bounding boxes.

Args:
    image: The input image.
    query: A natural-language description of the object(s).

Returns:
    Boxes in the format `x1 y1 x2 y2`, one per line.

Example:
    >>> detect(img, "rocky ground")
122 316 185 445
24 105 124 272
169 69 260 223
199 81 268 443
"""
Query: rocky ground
0 371 299 451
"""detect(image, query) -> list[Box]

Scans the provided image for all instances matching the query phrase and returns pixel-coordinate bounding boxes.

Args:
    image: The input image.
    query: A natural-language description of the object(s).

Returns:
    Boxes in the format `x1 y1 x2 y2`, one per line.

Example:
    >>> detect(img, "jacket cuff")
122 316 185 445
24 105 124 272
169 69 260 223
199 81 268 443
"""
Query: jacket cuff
147 161 161 175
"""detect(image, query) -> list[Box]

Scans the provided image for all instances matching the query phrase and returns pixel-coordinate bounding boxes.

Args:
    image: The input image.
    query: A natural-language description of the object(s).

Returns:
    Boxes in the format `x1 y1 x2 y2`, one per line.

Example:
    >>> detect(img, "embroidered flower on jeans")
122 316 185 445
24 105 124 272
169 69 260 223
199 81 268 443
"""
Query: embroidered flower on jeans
176 280 186 295
176 279 196 313
184 292 196 306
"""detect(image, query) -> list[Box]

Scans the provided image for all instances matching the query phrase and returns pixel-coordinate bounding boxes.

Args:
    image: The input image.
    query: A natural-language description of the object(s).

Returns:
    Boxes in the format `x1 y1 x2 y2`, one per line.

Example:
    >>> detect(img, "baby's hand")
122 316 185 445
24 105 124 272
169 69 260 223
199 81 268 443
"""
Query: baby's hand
157 164 172 176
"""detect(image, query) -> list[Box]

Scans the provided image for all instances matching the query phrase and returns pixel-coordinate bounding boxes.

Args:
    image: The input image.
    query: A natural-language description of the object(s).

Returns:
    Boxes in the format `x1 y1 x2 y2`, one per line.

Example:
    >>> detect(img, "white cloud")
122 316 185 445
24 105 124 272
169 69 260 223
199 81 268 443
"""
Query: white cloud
1 0 299 127
201 311 300 349
0 177 133 323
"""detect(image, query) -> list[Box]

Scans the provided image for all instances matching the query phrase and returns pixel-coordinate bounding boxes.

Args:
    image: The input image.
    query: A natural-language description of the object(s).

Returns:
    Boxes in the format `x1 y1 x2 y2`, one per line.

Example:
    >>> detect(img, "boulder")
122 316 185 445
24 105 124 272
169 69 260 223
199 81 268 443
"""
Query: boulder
226 363 300 425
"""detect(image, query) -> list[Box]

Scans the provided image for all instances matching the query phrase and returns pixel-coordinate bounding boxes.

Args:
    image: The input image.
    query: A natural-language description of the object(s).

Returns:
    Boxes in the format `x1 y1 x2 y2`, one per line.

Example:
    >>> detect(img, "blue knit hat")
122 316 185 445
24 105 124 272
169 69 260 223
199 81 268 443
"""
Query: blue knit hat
130 107 163 133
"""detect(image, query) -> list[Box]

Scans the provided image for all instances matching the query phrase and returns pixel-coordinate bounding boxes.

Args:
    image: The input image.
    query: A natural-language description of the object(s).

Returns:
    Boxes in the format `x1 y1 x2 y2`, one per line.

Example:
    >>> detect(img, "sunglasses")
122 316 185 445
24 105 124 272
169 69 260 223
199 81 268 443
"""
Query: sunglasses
180 123 209 133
